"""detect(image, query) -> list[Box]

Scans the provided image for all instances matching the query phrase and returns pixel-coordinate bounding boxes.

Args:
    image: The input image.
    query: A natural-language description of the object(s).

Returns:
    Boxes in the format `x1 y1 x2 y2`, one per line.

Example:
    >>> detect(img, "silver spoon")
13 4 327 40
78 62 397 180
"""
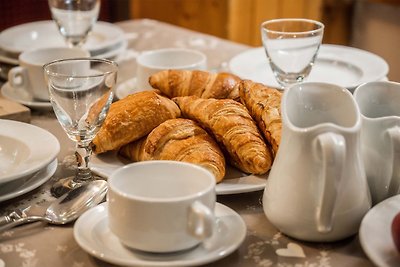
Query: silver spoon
0 180 108 232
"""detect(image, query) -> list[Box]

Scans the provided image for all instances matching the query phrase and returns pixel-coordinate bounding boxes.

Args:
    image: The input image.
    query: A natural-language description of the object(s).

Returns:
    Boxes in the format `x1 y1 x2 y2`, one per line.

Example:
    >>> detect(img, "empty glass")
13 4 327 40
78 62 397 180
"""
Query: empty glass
261 18 324 89
48 0 100 47
44 58 117 197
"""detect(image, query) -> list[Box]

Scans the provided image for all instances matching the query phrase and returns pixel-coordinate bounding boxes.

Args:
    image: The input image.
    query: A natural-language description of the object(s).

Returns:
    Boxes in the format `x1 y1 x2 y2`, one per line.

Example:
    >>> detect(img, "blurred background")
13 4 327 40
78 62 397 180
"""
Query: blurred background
0 0 399 81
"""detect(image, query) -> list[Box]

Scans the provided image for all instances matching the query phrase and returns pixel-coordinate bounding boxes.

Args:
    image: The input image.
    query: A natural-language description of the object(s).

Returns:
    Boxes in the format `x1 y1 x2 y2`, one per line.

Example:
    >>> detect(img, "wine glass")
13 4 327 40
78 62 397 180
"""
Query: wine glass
43 58 117 197
48 0 100 47
261 18 324 89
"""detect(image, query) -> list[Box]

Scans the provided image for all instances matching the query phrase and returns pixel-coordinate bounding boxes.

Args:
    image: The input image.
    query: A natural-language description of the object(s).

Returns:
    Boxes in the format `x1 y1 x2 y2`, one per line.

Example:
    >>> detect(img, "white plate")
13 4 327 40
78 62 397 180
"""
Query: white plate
0 159 57 202
74 202 246 267
115 77 139 99
1 82 53 110
359 194 400 267
0 119 60 184
228 44 389 90
0 20 125 55
91 152 268 195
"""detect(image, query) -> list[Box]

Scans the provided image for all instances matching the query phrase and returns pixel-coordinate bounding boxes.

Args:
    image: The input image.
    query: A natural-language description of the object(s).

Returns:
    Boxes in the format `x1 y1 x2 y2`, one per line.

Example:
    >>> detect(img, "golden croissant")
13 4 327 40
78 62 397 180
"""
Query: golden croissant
239 80 282 156
119 118 226 182
173 96 272 174
92 90 181 154
149 70 241 100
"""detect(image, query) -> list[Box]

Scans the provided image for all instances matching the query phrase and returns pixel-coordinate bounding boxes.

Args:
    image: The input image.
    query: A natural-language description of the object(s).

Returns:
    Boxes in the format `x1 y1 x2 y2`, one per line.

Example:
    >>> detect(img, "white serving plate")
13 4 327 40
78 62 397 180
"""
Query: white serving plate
0 20 125 56
74 202 246 266
0 120 60 184
91 152 268 195
359 194 400 267
229 44 389 91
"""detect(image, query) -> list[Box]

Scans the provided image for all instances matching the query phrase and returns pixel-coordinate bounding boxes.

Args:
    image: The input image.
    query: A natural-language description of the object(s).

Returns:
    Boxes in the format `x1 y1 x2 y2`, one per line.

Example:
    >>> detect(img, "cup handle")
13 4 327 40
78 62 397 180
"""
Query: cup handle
8 66 29 89
387 126 400 196
313 132 346 233
187 201 215 240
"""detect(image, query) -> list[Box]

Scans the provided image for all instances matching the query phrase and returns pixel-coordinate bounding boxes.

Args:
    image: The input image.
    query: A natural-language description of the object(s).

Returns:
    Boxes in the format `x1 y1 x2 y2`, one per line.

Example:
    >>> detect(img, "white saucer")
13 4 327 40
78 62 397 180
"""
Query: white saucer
0 21 125 56
0 159 57 202
229 44 389 90
0 119 60 184
1 82 53 110
359 194 400 267
90 152 268 195
74 202 246 266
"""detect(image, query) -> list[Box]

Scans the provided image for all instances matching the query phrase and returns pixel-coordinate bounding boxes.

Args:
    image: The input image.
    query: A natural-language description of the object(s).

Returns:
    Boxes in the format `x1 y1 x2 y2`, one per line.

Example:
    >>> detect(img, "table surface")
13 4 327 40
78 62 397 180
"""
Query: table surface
0 19 375 267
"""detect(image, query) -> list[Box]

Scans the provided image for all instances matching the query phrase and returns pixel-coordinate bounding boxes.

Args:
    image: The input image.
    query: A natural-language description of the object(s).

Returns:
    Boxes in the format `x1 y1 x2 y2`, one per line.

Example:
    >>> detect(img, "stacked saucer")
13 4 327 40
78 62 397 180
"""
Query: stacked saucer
0 20 127 61
0 120 60 202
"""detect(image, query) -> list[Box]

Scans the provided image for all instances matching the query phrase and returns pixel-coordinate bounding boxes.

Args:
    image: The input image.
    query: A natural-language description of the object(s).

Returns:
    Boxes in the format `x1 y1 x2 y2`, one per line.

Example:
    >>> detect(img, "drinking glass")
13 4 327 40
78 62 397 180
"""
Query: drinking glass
261 18 324 89
48 0 100 47
44 58 117 197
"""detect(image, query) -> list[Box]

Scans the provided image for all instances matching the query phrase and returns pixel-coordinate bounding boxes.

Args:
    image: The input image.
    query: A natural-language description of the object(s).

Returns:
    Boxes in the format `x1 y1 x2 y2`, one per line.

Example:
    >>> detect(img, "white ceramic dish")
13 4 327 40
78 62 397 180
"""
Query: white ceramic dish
359 194 400 267
228 44 389 90
90 152 268 195
74 202 246 266
0 159 57 202
0 21 125 56
115 77 138 99
0 120 60 184
1 82 52 110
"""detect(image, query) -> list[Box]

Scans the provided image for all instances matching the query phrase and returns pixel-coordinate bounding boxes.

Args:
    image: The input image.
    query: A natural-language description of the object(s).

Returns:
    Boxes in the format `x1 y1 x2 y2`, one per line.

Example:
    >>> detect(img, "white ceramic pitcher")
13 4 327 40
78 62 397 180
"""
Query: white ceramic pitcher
354 81 400 205
263 82 371 242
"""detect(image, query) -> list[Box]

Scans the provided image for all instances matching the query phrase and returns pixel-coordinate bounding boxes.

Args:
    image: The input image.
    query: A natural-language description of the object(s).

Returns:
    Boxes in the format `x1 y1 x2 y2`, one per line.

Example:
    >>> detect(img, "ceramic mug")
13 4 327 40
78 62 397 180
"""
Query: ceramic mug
107 160 216 253
136 48 207 91
263 82 371 242
8 47 90 101
354 81 400 205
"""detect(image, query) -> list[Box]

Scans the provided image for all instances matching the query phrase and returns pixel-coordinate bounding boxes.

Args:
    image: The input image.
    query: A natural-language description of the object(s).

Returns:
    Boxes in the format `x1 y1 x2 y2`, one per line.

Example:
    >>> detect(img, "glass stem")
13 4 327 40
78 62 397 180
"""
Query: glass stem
75 143 93 183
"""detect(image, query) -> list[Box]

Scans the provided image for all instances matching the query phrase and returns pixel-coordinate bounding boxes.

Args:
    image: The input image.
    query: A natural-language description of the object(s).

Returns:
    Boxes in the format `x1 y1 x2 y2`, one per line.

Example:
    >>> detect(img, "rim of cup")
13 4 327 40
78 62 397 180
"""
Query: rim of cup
137 48 207 69
19 47 90 66
261 18 325 35
108 160 215 203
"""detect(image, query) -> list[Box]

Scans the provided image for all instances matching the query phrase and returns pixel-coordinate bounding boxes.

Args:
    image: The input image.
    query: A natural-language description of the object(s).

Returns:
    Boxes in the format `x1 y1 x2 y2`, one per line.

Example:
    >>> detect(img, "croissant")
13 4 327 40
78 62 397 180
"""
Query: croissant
92 90 181 154
173 96 272 174
149 70 241 100
119 118 226 182
239 80 282 156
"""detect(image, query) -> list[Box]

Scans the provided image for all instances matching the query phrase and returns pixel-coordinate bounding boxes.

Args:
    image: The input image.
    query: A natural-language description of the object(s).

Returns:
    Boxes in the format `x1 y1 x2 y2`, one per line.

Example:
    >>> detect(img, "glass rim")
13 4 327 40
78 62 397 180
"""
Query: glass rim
261 18 324 35
43 57 118 78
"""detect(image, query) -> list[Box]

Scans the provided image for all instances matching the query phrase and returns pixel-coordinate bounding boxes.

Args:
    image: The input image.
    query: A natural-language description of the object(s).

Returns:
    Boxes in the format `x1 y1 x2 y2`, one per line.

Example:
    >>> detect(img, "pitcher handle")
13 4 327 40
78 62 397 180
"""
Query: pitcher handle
387 126 400 196
313 132 346 233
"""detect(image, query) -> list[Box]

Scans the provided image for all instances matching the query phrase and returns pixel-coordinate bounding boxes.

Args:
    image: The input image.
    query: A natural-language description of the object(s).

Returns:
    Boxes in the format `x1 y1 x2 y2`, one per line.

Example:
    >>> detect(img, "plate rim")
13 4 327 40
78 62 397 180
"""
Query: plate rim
359 194 400 267
73 202 246 266
0 119 60 183
0 159 57 202
228 44 389 89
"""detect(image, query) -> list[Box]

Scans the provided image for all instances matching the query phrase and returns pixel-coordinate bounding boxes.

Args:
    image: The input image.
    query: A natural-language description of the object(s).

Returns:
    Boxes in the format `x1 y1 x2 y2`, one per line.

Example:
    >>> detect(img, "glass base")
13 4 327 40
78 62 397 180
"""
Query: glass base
50 174 105 198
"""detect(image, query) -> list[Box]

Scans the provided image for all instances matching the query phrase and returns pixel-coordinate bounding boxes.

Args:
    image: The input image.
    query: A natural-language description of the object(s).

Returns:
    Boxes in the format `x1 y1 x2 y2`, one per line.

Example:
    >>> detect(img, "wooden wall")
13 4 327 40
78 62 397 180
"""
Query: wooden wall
130 0 352 46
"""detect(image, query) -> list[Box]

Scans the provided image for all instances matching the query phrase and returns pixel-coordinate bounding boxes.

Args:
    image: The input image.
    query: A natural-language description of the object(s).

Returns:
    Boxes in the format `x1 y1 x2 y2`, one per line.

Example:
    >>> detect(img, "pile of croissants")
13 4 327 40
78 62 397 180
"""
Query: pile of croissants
91 69 282 183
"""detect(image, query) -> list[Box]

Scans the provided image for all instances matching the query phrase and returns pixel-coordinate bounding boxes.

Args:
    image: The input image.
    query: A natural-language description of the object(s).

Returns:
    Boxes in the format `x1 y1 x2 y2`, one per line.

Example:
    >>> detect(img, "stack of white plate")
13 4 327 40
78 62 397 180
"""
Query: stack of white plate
0 120 60 202
0 20 127 62
228 44 390 92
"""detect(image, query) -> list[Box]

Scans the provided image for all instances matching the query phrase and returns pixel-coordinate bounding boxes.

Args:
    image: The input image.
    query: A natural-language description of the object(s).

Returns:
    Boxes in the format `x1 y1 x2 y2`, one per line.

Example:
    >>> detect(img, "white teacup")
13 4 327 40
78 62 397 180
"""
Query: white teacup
354 81 400 205
107 160 216 253
136 48 207 91
8 47 90 101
